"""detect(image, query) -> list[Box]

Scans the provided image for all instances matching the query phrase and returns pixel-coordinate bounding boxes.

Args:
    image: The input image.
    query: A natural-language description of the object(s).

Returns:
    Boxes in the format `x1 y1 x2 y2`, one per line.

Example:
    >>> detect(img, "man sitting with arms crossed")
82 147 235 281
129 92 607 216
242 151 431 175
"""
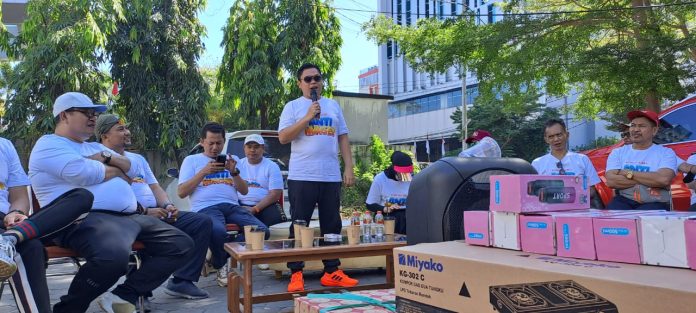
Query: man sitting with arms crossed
605 110 677 210
178 122 268 287
95 114 212 301
236 134 286 227
29 92 193 313
532 119 604 209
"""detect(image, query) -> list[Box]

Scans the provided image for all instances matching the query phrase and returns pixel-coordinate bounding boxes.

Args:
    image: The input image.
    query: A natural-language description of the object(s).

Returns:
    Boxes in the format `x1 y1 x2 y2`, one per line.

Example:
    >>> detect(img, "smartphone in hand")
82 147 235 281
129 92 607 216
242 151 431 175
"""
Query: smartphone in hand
216 154 227 164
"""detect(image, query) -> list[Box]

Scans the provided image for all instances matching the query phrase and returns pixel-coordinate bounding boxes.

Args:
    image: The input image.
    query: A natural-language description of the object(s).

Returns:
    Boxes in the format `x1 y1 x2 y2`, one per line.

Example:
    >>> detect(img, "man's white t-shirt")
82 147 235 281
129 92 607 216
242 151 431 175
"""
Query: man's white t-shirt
125 151 159 208
532 151 601 186
366 172 411 208
29 135 138 213
0 137 31 214
179 153 240 212
236 157 283 205
685 154 696 205
606 144 677 202
278 96 349 182
458 137 501 158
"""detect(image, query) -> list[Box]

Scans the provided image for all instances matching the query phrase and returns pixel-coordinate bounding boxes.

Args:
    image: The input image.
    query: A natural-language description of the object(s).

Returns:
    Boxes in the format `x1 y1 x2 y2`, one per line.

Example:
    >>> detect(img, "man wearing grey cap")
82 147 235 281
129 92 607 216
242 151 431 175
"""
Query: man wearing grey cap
236 134 287 227
96 113 212 301
29 92 193 313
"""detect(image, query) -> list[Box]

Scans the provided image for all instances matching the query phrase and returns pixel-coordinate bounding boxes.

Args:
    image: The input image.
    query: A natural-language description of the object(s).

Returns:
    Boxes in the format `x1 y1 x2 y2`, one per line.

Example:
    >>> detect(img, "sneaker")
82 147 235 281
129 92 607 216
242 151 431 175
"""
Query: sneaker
98 292 136 313
287 271 304 292
201 260 217 277
257 263 269 270
320 269 358 288
0 236 17 281
164 279 209 299
216 264 229 287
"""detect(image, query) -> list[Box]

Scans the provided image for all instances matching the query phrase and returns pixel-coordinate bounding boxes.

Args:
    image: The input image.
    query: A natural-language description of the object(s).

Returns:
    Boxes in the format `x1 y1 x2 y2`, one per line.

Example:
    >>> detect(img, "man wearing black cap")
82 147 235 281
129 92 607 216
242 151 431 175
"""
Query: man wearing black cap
605 110 677 210
458 129 502 158
366 151 414 234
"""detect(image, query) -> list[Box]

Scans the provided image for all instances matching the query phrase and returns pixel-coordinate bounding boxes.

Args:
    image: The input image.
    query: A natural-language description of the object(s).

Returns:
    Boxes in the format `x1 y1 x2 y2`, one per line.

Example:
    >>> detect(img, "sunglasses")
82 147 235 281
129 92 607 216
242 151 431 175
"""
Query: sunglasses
67 108 100 118
556 161 566 175
302 75 323 83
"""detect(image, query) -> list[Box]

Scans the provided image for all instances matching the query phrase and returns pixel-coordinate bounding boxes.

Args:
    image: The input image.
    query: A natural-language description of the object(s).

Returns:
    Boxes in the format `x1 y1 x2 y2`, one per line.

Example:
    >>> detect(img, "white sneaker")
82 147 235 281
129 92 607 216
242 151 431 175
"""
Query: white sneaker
257 263 269 270
0 236 17 281
216 264 229 287
98 292 136 313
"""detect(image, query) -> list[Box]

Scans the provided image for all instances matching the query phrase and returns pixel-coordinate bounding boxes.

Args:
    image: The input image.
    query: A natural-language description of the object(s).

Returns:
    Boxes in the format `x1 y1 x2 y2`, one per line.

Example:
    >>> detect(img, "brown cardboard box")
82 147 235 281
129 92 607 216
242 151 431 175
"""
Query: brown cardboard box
394 241 696 313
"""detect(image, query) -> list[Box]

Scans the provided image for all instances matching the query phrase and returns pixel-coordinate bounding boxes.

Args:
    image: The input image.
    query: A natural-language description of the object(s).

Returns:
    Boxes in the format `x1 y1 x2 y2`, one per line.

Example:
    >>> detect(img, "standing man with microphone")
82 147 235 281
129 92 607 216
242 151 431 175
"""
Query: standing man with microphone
278 63 356 292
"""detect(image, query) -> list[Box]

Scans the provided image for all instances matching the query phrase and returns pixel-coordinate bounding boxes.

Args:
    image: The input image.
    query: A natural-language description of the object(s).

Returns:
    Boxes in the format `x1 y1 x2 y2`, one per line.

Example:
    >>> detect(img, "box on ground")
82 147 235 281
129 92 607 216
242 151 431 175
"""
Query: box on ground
592 211 667 264
394 241 696 313
489 175 590 213
686 219 696 270
294 289 394 313
491 211 520 250
518 210 590 255
463 210 491 246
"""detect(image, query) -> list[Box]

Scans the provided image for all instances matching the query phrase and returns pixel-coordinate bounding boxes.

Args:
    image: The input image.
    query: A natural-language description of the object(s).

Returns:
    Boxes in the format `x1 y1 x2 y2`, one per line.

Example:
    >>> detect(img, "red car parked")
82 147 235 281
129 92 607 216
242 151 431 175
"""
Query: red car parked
584 96 696 211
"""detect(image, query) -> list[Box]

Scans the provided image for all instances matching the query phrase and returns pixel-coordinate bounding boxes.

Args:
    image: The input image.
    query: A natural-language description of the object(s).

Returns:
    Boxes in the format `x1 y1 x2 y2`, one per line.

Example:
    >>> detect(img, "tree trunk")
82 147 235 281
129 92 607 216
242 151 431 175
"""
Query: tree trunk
644 89 660 113
631 0 660 112
260 101 269 129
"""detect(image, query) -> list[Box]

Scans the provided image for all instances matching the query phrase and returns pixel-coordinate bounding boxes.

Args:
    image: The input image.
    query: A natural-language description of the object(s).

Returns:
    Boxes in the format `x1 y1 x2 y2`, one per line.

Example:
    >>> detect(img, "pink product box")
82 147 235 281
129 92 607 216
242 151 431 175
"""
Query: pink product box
554 210 655 260
640 212 696 268
491 211 520 250
686 219 696 270
294 289 394 313
593 211 668 264
489 175 590 213
519 210 591 255
463 211 491 246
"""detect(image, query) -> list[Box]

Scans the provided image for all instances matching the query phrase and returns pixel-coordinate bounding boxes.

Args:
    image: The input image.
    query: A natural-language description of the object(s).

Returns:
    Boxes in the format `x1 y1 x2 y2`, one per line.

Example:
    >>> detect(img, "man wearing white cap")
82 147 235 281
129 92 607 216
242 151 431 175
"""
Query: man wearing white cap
29 92 193 313
236 134 287 226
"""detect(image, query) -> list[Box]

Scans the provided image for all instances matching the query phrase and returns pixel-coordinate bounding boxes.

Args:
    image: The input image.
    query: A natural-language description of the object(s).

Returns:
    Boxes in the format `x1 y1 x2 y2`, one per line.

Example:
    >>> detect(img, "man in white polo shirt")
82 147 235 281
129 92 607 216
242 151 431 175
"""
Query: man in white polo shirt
29 92 193 313
532 119 603 208
236 134 287 226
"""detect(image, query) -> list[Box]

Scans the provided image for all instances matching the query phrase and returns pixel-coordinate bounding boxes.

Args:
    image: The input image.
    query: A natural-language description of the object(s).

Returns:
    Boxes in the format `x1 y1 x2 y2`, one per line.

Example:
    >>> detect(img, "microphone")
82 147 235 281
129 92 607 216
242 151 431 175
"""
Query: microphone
310 88 319 118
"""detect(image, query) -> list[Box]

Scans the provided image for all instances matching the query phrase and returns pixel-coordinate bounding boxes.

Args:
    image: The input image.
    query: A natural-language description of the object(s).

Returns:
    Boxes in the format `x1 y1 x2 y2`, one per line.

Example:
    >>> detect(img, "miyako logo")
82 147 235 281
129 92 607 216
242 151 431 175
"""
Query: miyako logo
398 253 444 272
495 181 500 204
526 222 548 229
601 228 629 236
468 232 484 239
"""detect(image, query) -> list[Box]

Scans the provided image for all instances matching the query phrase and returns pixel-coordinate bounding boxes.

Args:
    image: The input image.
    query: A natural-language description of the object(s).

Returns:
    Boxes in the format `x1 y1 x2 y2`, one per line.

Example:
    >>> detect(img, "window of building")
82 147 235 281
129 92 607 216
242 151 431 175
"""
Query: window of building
416 0 420 18
387 41 393 59
438 0 444 19
451 0 457 15
425 0 430 18
654 103 696 144
487 4 494 24
406 0 411 25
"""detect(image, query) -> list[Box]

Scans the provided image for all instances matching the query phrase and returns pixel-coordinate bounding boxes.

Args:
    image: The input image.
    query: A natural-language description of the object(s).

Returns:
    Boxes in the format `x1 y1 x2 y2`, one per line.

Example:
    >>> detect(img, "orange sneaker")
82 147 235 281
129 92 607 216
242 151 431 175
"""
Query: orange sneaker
320 269 359 287
287 271 305 292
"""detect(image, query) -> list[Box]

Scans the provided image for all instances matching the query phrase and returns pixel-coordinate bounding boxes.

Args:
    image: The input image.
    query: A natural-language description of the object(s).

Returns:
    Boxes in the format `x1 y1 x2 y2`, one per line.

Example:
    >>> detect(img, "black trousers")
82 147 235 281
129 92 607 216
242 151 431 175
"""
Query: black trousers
1 188 93 313
240 202 287 227
52 211 193 312
286 180 342 272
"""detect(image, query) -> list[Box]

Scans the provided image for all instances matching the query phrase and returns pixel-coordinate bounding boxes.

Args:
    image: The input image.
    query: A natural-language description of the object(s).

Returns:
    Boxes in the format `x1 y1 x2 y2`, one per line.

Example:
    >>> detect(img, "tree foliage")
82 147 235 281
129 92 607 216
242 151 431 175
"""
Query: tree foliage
217 0 342 130
107 0 209 163
450 91 561 162
1 0 123 153
366 1 696 116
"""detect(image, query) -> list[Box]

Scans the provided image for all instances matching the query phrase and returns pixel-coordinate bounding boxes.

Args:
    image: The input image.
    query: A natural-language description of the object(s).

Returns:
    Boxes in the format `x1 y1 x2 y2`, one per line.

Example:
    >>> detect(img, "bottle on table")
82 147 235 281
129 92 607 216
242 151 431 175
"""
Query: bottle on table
374 211 384 237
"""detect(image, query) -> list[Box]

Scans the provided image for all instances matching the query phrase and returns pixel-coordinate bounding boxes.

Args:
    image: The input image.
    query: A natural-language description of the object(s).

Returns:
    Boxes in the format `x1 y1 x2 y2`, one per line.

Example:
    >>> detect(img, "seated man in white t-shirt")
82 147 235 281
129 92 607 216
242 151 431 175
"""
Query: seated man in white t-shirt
532 119 604 208
366 151 413 235
178 122 268 287
29 92 193 313
605 110 677 210
236 134 287 227
676 155 696 211
458 129 501 158
95 114 213 300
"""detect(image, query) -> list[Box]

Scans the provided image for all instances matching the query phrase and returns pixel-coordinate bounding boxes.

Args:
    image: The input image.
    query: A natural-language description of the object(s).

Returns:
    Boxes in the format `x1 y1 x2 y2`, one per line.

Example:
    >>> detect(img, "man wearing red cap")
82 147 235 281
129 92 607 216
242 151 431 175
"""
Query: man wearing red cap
458 129 501 158
365 151 414 234
605 110 677 210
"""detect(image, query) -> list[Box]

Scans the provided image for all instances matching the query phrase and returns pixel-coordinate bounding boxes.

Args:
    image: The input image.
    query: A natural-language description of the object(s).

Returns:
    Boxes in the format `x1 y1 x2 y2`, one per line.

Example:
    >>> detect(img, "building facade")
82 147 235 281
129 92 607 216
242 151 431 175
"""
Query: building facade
358 66 380 94
377 0 613 161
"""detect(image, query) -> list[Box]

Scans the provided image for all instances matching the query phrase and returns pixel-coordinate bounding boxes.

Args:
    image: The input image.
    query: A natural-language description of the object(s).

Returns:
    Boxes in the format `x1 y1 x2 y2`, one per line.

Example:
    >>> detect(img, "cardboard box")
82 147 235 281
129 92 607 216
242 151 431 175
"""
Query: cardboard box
490 175 590 213
554 209 654 260
294 289 394 313
518 210 590 255
593 211 667 264
491 211 520 250
686 219 696 270
463 210 491 246
394 242 696 313
639 212 696 268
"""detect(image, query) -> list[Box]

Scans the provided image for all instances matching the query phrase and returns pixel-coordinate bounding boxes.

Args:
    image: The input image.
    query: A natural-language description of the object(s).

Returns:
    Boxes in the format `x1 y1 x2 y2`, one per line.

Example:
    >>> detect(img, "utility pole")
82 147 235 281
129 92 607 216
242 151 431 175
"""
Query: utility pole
460 65 468 149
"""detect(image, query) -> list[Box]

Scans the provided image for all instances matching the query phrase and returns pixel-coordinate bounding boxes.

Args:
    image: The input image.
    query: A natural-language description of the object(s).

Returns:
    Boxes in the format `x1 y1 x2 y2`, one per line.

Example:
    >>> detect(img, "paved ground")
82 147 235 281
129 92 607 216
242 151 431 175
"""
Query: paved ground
0 260 387 313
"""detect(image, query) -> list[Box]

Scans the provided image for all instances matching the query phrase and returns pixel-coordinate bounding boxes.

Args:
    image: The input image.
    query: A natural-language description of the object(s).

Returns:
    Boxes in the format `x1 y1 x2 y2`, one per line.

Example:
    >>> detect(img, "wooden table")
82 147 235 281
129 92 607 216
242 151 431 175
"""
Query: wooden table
224 235 407 313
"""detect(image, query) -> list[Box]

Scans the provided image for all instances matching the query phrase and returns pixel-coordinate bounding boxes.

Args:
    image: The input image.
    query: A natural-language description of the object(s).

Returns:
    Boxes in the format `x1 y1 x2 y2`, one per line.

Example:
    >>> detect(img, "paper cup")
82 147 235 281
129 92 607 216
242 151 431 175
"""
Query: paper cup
384 219 396 235
293 220 307 243
244 225 256 246
347 225 361 245
300 227 315 248
248 230 265 250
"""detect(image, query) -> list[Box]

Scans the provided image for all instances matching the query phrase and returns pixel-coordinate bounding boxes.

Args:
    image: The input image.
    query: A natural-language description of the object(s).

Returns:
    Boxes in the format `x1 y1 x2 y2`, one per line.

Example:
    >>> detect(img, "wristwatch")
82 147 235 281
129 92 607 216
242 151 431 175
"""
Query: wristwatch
101 151 112 165
624 170 634 180
230 168 240 177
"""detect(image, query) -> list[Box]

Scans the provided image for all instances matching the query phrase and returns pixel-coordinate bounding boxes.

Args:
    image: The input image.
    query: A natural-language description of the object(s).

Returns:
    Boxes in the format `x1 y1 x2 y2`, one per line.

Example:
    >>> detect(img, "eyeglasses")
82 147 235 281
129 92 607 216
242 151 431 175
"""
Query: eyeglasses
302 75 323 83
66 108 100 119
621 132 630 138
556 161 566 175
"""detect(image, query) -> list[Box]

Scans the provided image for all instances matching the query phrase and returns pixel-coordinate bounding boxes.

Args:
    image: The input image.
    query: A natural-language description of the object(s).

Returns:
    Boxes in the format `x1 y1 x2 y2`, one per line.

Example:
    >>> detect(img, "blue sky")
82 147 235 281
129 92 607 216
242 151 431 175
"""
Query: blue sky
198 0 378 92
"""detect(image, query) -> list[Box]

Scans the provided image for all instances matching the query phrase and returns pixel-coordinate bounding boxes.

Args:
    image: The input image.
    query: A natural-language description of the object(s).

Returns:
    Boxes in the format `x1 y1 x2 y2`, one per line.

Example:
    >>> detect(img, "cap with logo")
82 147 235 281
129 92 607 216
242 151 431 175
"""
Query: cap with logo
244 134 265 145
95 114 128 142
53 92 107 117
627 109 659 127
465 129 492 144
